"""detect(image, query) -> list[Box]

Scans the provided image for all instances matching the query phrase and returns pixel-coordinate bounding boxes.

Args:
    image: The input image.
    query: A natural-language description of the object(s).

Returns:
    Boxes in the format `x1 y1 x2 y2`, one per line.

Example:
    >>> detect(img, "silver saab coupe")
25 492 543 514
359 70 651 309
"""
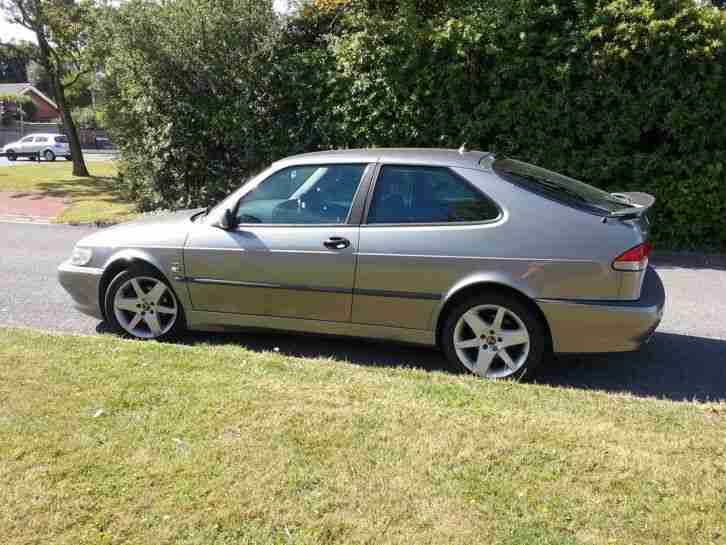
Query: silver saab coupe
58 149 665 379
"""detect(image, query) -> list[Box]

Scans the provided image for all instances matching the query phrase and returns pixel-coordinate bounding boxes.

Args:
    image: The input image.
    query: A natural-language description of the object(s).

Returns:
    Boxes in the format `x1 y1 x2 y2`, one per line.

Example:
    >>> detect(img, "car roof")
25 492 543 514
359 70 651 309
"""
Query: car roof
23 133 62 138
276 148 495 170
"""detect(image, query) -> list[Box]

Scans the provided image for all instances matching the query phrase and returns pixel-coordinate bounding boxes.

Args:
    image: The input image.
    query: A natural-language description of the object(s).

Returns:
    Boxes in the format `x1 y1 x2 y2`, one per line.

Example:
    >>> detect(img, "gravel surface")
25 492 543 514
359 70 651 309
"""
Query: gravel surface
1 221 724 401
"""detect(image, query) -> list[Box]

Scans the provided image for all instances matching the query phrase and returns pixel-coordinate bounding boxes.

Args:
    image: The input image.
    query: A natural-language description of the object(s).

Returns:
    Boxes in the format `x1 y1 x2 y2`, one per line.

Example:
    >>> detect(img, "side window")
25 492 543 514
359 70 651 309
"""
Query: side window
35 136 48 143
235 164 367 225
20 136 35 143
367 165 500 224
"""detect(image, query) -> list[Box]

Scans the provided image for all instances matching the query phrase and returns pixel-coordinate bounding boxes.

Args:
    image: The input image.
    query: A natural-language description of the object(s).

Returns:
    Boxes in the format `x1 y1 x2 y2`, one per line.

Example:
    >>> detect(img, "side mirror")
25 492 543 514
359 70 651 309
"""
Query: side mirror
216 208 238 231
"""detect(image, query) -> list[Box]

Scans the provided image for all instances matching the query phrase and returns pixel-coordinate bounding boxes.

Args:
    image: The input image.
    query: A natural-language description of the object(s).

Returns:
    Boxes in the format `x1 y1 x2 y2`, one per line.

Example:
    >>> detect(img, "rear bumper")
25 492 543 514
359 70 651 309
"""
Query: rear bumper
57 260 104 320
537 267 665 354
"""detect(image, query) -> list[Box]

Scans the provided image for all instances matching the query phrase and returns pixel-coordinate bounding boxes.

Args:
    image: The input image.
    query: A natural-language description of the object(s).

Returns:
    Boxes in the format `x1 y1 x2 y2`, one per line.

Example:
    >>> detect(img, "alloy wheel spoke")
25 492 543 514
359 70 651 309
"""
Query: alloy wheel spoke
498 348 517 370
492 307 506 332
156 305 176 315
147 282 167 304
455 338 481 350
473 347 497 377
463 310 488 337
130 279 145 298
144 313 162 336
499 330 528 349
116 298 140 312
128 313 143 330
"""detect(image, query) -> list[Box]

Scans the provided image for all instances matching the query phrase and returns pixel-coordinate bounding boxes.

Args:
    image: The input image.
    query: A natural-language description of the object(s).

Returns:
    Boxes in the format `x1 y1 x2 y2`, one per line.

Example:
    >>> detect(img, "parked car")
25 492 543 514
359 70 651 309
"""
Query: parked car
58 149 665 379
2 133 72 162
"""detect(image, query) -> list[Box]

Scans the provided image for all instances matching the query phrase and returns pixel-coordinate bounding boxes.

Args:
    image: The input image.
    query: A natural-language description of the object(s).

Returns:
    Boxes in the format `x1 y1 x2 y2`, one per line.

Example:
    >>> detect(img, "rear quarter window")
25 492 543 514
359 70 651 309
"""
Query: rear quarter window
367 165 501 224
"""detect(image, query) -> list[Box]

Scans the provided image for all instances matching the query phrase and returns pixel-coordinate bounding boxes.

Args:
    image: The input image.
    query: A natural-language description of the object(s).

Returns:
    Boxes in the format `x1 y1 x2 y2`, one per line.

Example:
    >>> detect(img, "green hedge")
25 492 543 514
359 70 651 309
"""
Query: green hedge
103 0 726 250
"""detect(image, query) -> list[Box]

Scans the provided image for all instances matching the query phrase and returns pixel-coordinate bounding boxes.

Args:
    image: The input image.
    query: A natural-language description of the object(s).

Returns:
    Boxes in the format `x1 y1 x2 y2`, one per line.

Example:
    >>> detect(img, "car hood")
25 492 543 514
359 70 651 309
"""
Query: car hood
78 208 203 248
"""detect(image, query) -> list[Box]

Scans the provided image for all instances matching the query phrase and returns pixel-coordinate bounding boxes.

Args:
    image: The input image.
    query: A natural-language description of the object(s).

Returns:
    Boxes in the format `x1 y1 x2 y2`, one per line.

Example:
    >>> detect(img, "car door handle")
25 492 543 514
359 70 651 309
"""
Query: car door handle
323 237 351 250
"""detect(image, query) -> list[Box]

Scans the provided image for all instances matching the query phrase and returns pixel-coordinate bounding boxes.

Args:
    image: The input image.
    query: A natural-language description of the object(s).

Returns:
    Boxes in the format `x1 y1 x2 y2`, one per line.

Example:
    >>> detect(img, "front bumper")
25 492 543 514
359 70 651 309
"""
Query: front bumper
57 260 104 320
537 267 665 354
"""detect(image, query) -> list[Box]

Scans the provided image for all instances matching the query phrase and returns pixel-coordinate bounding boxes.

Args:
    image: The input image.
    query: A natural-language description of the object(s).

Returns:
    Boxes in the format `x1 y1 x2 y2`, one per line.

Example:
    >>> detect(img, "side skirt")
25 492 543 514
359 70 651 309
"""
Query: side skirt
186 310 436 347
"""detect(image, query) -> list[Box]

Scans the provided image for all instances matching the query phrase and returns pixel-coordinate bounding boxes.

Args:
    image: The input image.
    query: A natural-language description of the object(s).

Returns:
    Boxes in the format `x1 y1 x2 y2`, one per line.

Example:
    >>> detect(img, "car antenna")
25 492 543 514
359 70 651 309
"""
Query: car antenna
458 142 469 154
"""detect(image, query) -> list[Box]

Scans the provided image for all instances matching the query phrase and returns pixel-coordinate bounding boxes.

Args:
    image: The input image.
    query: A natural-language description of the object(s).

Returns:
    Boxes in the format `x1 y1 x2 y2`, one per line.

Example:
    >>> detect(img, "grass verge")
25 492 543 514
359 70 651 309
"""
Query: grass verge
1 328 725 545
0 162 137 224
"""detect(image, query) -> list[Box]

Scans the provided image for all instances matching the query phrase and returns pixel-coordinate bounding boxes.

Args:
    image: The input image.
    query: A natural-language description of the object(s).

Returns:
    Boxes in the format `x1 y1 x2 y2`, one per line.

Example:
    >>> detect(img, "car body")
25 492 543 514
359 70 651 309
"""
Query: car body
3 133 71 161
58 148 665 379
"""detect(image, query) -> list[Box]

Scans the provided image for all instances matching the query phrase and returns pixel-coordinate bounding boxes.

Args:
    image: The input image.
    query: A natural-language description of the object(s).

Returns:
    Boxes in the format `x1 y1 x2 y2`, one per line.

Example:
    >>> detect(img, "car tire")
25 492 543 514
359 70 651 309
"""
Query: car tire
44 150 56 162
441 292 547 380
104 264 186 341
6 149 16 161
65 155 72 161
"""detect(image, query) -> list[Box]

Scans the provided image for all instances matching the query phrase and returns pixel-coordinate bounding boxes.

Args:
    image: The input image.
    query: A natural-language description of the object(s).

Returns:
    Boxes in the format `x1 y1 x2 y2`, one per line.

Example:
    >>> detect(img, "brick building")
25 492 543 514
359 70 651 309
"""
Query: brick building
0 83 60 122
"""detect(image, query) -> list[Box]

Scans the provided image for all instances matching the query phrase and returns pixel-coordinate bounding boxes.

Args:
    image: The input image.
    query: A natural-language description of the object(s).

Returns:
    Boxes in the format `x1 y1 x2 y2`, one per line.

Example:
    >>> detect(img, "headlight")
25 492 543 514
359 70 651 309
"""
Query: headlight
70 247 93 266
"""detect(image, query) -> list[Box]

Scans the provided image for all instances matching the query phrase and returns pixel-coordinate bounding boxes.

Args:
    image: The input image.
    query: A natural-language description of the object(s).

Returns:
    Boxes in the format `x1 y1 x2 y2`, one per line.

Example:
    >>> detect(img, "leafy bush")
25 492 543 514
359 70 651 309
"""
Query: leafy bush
317 0 726 249
101 0 288 210
103 0 726 249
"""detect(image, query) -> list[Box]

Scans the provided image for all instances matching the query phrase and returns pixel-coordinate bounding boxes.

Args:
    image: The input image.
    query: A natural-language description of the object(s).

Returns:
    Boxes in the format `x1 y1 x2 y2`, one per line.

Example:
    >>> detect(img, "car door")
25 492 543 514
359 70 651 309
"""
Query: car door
184 162 373 322
17 135 36 152
33 136 49 153
353 164 503 330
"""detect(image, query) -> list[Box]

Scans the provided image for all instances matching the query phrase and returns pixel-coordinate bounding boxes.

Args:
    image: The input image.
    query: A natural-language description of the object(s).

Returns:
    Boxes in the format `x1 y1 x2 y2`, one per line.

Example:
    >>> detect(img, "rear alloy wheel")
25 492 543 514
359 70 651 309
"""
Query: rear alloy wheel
44 150 56 161
442 294 546 380
105 266 185 341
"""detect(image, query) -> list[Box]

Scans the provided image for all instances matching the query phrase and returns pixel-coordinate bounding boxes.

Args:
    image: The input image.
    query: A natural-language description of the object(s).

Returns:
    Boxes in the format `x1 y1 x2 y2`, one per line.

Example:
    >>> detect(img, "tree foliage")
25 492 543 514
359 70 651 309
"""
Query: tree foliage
0 0 101 176
103 0 726 249
100 0 285 209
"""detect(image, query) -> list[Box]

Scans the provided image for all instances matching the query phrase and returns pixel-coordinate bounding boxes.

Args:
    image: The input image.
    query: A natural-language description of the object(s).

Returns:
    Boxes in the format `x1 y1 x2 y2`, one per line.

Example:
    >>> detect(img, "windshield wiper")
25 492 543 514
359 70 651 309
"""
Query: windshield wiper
191 207 210 222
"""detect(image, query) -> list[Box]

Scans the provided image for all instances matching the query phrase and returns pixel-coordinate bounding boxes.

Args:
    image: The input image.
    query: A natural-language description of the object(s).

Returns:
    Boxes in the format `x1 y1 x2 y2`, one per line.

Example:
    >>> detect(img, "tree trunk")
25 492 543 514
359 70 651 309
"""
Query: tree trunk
53 76 89 177
35 31 89 177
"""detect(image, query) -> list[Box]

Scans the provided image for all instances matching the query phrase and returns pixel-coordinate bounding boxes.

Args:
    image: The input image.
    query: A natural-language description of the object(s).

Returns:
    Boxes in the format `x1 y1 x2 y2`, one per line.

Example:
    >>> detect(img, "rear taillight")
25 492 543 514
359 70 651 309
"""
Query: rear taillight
613 242 652 271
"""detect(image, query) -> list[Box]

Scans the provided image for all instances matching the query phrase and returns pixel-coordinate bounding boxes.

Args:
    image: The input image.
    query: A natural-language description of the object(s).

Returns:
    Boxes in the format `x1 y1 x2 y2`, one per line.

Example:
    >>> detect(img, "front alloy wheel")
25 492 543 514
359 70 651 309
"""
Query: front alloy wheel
44 150 56 161
442 294 546 380
105 267 184 340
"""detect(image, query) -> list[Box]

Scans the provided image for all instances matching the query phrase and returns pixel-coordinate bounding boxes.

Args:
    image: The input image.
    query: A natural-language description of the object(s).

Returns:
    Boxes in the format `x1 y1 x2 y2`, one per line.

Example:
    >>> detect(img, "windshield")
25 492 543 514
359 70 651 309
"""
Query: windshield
493 158 631 214
54 135 69 143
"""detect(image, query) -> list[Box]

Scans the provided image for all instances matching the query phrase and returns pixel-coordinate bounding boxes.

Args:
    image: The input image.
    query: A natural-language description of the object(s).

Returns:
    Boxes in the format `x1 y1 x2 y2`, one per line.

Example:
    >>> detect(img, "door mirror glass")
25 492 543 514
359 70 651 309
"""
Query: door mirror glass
234 164 367 225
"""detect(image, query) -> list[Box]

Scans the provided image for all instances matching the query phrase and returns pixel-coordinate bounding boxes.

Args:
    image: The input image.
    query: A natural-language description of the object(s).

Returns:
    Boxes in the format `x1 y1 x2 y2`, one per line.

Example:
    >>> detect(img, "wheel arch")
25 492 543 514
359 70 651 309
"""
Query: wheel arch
434 280 553 352
98 250 168 320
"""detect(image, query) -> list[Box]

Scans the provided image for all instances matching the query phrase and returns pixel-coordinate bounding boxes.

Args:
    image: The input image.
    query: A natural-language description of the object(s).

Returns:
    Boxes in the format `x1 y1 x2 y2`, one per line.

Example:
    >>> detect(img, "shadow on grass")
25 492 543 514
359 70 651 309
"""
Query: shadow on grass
19 176 129 206
96 321 726 403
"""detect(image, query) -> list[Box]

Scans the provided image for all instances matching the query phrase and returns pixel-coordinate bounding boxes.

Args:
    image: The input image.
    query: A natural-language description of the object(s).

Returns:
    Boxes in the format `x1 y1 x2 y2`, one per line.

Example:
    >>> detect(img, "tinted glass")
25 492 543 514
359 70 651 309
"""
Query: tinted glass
20 136 34 143
54 136 68 143
493 158 632 214
367 166 500 224
35 136 48 142
235 164 366 225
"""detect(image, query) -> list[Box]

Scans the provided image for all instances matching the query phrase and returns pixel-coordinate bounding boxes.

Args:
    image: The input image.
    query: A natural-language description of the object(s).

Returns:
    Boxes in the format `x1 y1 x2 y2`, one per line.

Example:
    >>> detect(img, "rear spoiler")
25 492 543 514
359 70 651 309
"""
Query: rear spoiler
605 192 655 220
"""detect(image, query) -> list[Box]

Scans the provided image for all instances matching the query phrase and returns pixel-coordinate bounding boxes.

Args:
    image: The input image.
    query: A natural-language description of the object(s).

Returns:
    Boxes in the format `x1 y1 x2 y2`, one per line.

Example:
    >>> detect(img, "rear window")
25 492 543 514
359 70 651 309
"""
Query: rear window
367 165 501 224
54 136 68 143
493 158 630 214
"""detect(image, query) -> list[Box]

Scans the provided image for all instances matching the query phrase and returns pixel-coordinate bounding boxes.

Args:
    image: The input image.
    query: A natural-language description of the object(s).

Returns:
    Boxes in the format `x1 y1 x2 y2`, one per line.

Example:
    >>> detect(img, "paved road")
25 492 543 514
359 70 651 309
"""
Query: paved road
1 221 725 402
0 152 118 167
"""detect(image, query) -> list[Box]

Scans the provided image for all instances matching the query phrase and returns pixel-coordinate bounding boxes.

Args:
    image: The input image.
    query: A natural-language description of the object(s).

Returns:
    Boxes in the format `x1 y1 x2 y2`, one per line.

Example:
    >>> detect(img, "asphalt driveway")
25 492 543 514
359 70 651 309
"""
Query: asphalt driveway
1 221 725 402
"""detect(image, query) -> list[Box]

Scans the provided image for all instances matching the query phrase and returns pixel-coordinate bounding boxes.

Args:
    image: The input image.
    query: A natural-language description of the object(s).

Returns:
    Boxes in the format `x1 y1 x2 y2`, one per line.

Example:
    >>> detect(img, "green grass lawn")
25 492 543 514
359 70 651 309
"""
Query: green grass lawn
0 161 138 224
1 328 725 545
